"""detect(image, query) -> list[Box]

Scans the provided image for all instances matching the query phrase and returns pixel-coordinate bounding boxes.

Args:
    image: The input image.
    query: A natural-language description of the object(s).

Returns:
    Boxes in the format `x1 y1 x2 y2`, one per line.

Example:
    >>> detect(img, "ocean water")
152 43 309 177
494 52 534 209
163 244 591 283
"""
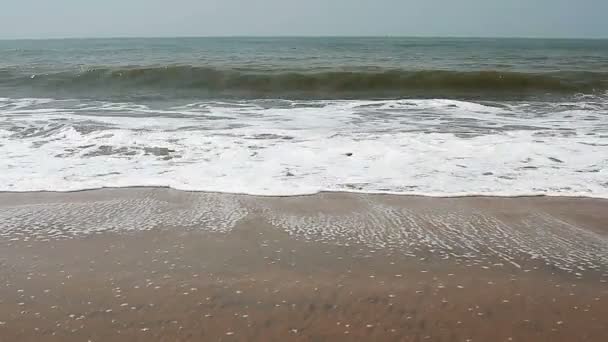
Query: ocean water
0 37 607 197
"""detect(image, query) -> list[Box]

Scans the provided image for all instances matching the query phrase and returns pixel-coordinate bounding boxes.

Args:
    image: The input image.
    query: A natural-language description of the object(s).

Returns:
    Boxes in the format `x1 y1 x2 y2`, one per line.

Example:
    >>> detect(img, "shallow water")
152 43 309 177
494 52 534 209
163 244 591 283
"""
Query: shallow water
1 38 607 196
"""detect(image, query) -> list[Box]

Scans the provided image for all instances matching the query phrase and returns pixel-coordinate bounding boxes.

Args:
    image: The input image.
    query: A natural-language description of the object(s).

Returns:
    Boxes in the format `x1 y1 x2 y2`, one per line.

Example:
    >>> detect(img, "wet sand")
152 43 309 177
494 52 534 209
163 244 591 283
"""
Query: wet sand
0 189 607 341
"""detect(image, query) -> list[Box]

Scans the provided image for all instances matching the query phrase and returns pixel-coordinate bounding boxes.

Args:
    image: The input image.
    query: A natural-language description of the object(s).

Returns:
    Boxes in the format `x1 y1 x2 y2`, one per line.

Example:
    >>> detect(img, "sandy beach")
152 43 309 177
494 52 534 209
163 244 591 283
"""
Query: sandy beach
0 188 607 341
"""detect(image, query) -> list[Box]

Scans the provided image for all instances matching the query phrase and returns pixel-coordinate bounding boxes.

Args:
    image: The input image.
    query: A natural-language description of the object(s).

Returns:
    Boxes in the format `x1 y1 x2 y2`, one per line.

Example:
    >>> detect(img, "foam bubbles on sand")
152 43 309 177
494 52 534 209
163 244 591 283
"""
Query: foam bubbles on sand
0 190 607 275
0 189 247 239
258 194 608 273
0 188 608 276
0 97 607 197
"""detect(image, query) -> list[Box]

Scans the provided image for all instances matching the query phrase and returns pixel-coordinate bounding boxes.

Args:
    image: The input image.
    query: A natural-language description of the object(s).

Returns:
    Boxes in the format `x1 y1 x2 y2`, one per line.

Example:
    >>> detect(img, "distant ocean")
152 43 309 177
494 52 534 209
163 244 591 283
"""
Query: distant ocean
0 37 607 196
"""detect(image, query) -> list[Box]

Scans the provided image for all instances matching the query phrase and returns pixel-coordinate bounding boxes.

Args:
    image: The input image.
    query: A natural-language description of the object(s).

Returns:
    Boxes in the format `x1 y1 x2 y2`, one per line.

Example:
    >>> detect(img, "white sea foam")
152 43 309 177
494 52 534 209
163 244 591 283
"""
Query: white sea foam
0 97 606 197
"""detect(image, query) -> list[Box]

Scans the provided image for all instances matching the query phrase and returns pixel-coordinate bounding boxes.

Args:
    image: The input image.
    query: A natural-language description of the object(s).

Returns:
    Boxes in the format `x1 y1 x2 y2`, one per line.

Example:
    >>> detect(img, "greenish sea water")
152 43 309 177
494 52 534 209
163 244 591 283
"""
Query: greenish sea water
1 37 607 100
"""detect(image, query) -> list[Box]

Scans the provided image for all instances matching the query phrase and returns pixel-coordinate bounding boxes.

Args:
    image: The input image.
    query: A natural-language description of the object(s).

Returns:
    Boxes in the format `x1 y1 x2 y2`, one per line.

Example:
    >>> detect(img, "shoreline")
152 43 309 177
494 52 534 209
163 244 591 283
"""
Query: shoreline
2 185 608 200
2 187 607 272
1 187 607 341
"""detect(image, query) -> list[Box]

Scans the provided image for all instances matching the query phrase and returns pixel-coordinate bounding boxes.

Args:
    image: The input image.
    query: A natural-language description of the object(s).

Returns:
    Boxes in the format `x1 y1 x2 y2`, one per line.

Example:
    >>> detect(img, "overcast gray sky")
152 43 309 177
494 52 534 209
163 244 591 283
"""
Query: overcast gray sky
1 0 607 39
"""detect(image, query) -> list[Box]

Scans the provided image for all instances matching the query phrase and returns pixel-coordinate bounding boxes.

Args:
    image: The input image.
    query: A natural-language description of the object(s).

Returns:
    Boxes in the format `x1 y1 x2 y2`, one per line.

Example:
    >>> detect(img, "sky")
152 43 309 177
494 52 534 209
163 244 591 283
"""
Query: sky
1 0 607 39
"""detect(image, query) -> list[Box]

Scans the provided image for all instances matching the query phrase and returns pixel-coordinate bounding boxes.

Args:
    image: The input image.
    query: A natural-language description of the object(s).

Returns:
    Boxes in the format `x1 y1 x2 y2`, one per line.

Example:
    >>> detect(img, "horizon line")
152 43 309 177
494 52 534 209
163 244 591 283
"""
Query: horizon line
1 34 608 41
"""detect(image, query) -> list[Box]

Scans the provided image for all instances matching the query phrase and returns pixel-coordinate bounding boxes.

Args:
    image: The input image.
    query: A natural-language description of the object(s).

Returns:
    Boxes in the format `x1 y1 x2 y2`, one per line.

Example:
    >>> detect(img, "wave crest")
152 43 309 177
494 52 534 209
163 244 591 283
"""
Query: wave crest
4 66 608 99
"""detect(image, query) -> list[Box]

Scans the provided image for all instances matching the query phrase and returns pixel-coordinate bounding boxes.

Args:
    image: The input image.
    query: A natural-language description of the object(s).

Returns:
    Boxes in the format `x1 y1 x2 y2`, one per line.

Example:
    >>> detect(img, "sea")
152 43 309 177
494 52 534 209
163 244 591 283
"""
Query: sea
0 37 607 197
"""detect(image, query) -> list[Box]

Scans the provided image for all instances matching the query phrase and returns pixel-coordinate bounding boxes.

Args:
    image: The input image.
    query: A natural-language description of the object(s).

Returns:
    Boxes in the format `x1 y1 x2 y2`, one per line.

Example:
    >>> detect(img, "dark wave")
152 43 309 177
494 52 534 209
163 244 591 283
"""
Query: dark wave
2 66 608 99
